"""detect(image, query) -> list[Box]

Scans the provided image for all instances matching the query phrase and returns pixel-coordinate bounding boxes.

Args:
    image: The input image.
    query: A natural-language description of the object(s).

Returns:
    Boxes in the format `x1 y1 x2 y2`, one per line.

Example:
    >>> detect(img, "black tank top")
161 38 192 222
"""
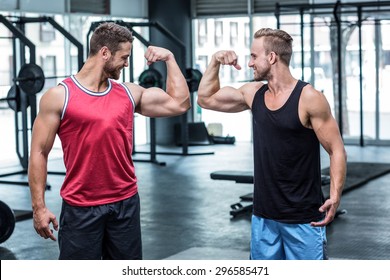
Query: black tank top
252 80 324 223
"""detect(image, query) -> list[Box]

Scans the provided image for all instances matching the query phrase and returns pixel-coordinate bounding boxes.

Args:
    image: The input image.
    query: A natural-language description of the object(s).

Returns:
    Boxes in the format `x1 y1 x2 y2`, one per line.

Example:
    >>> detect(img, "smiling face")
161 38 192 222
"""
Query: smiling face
103 41 132 80
248 28 294 82
248 37 272 82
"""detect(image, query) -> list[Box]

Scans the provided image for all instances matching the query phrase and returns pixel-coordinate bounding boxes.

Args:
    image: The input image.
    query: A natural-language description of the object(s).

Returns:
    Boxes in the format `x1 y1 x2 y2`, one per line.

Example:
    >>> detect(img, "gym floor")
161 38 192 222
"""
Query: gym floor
1 140 390 260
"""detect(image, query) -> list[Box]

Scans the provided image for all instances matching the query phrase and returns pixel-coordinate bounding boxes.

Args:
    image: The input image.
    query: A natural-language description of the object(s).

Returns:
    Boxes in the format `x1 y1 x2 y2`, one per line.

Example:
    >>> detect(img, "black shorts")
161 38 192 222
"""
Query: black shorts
58 193 142 260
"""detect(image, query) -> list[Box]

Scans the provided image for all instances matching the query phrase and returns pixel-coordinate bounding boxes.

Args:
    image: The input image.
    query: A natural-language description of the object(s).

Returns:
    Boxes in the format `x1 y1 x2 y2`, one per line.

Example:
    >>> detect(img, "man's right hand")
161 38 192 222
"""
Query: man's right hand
33 207 58 241
213 50 242 70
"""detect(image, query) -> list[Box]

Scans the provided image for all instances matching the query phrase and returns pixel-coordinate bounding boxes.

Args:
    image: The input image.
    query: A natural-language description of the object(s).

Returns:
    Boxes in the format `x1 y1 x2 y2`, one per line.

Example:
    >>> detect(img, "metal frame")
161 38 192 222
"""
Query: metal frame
275 1 390 146
0 15 84 185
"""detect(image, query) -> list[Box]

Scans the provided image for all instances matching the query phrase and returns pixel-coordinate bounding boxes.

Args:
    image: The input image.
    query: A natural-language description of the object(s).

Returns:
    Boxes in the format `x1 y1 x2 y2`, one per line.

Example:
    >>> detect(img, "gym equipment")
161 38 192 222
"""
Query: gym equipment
185 68 202 93
8 63 69 97
0 200 15 244
276 1 390 146
0 85 28 112
0 199 34 244
7 85 24 112
174 122 212 146
210 136 236 144
15 63 45 94
0 14 39 187
210 170 340 218
206 123 236 145
0 15 83 186
139 68 163 88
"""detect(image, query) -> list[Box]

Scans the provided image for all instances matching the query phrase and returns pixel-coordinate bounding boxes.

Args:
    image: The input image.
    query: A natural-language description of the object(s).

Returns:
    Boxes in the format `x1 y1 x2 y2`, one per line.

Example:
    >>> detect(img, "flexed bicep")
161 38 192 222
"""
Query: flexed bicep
135 85 186 117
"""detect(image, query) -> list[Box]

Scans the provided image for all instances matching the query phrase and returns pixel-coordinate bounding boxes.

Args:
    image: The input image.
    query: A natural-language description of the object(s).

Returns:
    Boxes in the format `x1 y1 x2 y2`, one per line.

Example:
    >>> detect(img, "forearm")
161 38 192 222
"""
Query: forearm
328 148 347 205
165 55 190 111
28 153 49 211
197 56 221 105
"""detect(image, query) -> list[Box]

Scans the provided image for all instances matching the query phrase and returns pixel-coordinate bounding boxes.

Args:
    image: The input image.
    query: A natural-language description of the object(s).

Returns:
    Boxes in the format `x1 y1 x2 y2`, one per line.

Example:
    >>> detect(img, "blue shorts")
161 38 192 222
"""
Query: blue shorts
58 193 142 260
250 215 327 260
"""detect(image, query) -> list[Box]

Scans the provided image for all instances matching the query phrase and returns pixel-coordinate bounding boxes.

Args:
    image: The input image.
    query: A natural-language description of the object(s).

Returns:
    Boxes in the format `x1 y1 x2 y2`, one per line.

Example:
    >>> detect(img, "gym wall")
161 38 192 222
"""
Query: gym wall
0 0 148 18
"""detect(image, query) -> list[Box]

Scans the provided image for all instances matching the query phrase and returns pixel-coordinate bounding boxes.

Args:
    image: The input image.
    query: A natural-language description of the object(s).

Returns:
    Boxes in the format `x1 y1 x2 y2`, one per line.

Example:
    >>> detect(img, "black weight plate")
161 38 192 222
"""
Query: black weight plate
186 68 202 92
6 85 20 112
0 200 15 244
18 63 45 94
6 85 29 112
139 68 163 88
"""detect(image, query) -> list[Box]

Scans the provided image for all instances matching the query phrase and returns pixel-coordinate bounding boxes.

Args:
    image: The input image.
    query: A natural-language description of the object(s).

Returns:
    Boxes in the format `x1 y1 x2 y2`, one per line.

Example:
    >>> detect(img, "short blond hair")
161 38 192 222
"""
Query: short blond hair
254 28 293 66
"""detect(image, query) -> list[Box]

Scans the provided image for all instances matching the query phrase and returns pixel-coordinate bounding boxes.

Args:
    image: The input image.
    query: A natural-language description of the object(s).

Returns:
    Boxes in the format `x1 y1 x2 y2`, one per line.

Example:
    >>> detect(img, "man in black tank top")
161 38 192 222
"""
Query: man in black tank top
197 28 346 260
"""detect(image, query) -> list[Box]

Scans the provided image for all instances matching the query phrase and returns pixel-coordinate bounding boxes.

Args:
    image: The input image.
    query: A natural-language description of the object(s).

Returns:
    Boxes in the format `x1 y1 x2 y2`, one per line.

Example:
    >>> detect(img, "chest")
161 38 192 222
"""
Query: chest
264 90 291 111
64 91 134 131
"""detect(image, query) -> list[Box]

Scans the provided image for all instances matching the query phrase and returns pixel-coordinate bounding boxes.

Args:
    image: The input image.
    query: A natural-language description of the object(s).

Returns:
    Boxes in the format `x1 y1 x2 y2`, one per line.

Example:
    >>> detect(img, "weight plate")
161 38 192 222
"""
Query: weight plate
6 85 29 112
0 200 15 244
18 63 45 95
186 68 202 92
6 85 20 112
139 68 163 89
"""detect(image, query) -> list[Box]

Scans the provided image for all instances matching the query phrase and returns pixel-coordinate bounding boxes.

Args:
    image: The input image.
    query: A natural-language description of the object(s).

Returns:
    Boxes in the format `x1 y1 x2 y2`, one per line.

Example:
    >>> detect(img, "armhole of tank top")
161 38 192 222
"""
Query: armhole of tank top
120 83 136 113
296 80 309 94
251 84 268 111
59 82 69 120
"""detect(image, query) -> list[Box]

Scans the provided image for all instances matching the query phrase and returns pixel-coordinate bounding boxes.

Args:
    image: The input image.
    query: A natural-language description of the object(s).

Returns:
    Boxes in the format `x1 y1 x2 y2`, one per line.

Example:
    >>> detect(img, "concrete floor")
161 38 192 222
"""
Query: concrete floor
1 142 390 260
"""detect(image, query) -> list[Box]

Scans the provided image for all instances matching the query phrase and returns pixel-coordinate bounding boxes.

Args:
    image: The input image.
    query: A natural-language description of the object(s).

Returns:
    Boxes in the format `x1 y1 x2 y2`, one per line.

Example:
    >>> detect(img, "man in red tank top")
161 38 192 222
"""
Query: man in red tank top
28 22 190 259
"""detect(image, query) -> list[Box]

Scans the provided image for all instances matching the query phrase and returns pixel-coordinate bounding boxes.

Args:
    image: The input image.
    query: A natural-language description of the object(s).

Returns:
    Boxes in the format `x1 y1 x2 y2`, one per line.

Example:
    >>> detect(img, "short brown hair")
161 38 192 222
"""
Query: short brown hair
254 28 293 66
89 22 134 56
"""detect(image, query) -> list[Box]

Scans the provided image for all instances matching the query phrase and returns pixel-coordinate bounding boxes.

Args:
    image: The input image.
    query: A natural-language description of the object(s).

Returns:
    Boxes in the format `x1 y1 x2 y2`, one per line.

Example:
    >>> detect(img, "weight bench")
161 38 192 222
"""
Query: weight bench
210 170 344 218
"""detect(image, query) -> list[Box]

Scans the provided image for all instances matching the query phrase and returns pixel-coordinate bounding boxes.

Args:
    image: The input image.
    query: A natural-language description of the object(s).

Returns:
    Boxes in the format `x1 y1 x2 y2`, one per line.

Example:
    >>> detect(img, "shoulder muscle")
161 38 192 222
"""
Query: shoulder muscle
299 84 333 129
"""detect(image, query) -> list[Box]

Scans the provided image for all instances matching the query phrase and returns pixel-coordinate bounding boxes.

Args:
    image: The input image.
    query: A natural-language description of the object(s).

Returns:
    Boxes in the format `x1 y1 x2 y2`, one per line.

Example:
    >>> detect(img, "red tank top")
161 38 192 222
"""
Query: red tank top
58 76 137 206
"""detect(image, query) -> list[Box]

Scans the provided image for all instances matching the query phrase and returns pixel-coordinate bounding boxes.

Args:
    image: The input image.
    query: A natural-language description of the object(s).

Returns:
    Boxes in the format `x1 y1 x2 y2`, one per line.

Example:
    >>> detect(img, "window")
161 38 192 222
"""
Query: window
40 56 57 88
198 19 208 47
40 22 56 42
70 55 79 74
196 55 208 73
214 21 223 46
244 22 250 48
230 22 238 46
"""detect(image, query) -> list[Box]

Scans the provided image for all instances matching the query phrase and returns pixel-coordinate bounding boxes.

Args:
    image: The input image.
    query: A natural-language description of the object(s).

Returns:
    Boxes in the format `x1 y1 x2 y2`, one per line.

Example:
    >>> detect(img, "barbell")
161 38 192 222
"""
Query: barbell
13 63 69 95
14 63 46 95
0 63 69 111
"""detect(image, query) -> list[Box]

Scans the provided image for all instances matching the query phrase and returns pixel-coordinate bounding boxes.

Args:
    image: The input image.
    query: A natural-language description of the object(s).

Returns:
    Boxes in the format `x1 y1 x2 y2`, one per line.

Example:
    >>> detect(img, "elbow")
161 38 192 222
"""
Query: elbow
183 94 191 111
197 98 205 108
197 87 213 109
197 96 209 109
179 102 191 115
197 98 214 111
176 97 191 115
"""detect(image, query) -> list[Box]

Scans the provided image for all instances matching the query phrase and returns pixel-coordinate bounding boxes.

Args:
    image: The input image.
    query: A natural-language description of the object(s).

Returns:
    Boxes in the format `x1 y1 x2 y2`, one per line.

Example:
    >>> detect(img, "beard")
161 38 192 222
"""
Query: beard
253 67 270 82
104 59 121 80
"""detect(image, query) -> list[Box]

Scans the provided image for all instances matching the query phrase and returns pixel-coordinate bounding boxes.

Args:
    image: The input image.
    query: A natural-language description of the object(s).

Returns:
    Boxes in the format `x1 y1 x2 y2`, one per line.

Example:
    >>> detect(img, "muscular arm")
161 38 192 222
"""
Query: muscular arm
197 51 252 113
301 86 347 227
28 86 63 240
131 46 190 117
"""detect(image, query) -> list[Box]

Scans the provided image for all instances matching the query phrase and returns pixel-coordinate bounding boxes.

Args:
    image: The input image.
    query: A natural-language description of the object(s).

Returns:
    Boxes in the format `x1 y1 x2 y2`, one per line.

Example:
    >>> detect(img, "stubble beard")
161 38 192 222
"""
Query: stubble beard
253 68 270 82
104 59 121 80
